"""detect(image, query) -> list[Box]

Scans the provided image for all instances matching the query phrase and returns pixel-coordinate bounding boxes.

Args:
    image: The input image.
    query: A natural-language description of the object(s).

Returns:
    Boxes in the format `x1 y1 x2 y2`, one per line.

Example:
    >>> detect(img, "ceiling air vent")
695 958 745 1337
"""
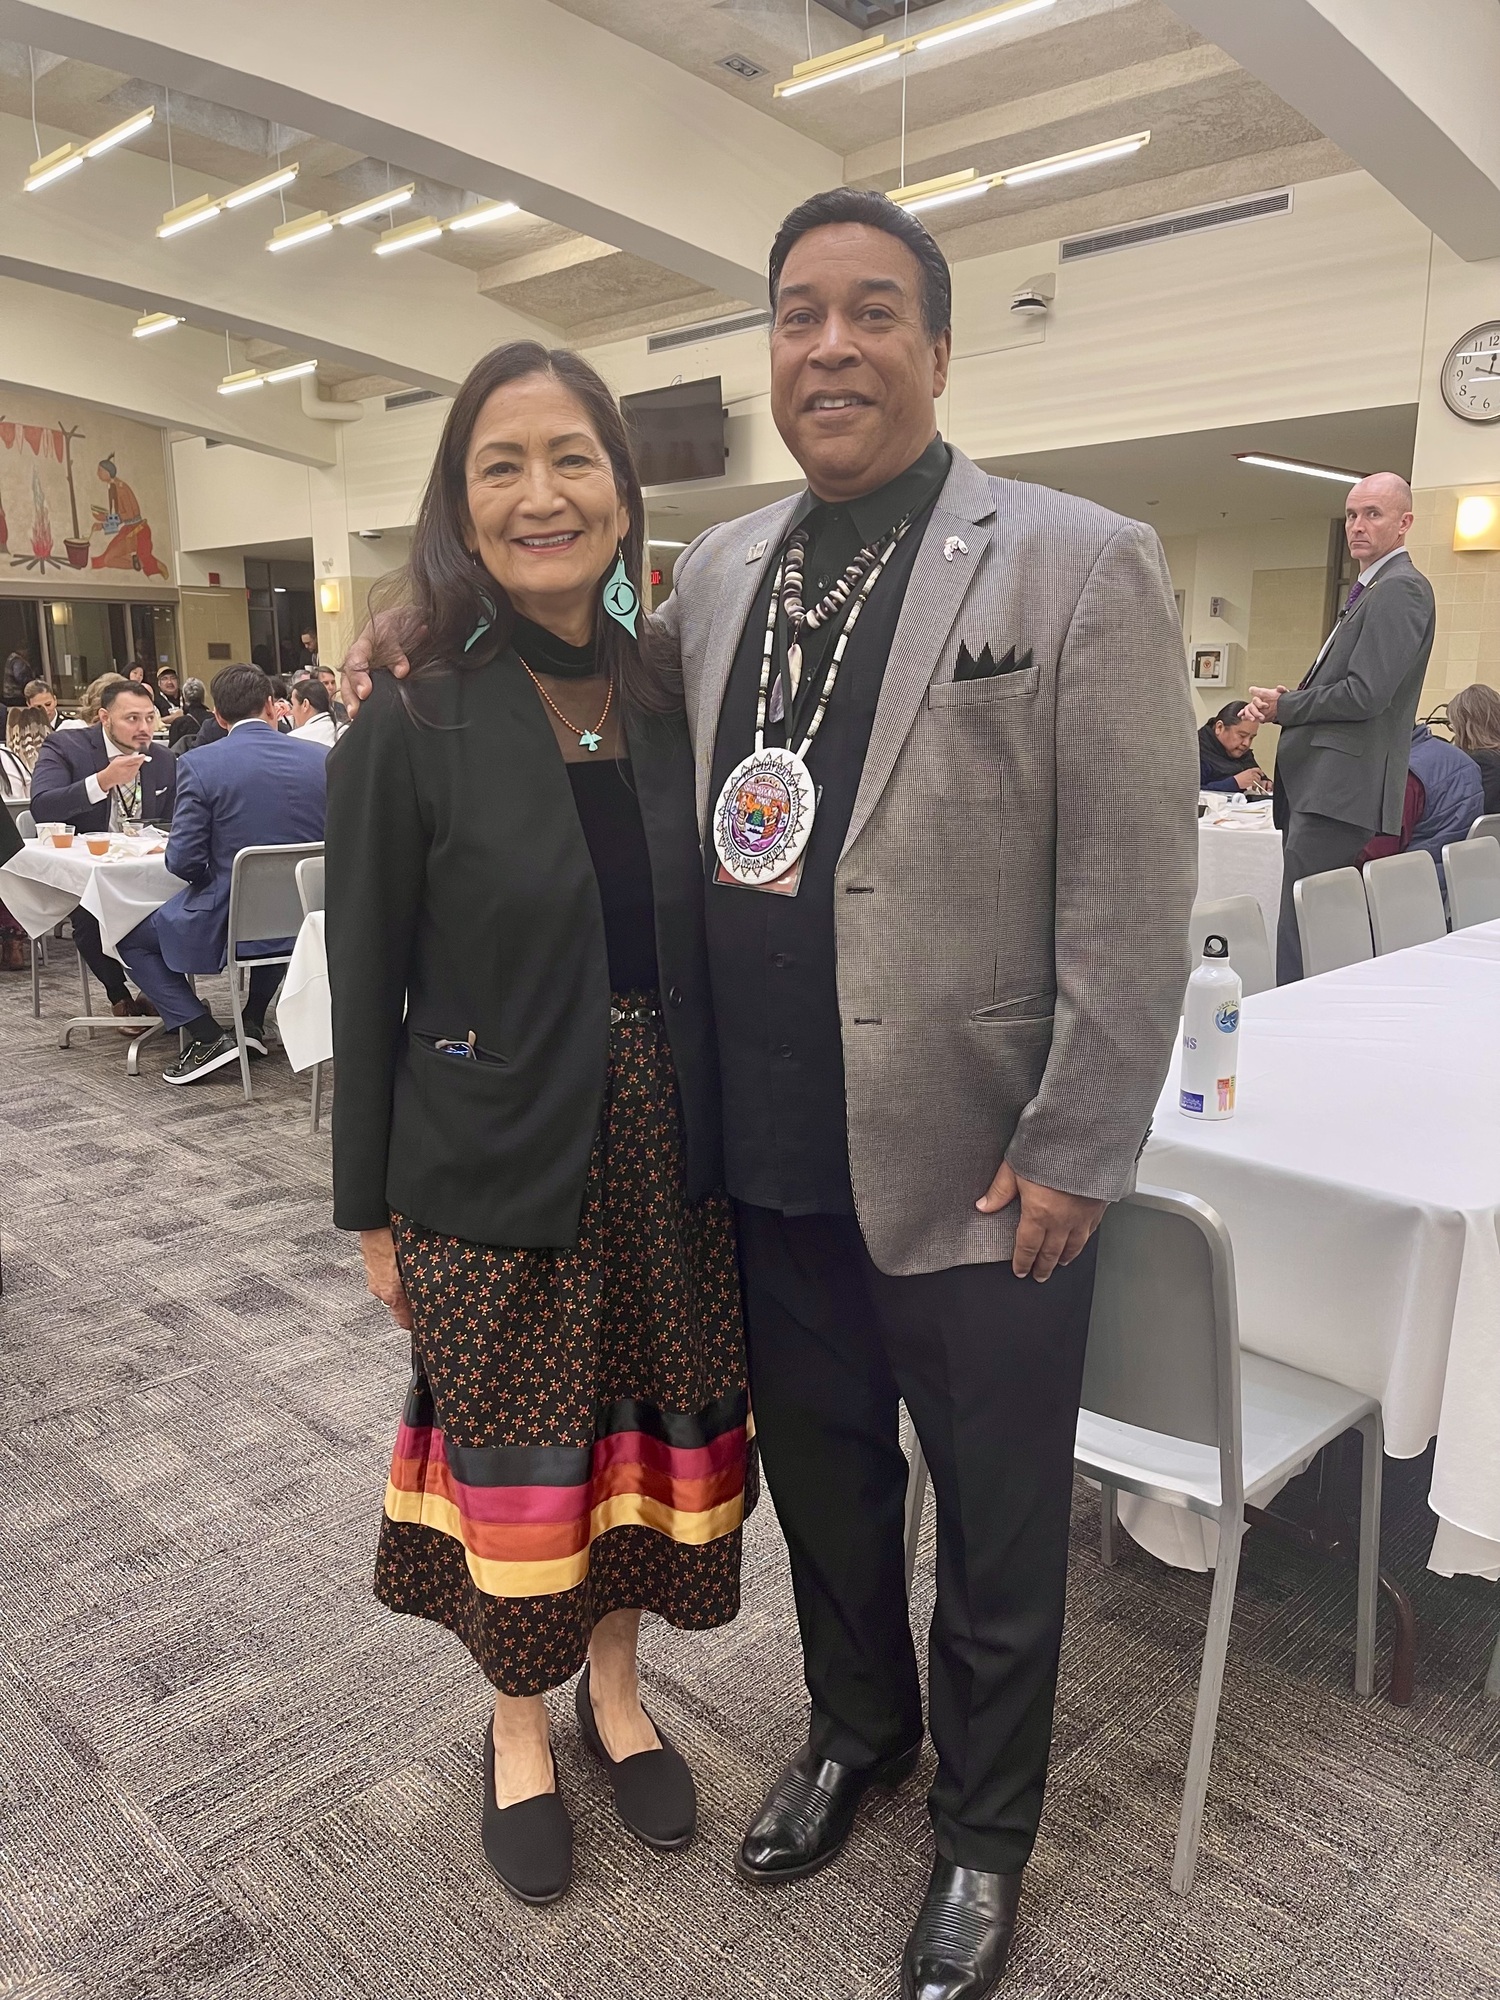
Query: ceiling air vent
717 53 768 80
1061 189 1292 263
384 388 443 411
647 309 772 354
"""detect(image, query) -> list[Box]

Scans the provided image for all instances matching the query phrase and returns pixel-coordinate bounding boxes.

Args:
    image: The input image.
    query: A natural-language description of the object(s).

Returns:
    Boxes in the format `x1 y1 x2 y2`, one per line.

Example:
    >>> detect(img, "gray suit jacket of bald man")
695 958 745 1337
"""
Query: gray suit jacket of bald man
653 446 1199 1277
1270 548 1435 838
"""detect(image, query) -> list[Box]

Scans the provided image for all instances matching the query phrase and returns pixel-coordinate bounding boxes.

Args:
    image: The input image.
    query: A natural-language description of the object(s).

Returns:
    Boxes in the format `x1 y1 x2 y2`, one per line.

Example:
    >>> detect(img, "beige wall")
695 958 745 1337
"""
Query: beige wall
178 586 252 687
1407 487 1500 705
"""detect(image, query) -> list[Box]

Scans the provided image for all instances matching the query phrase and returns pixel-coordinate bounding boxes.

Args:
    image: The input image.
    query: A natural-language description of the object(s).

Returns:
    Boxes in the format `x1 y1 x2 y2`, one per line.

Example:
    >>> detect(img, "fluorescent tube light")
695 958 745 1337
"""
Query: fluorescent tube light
649 538 688 548
268 211 334 251
447 199 520 231
263 359 318 383
914 0 1056 50
1000 134 1148 186
82 105 155 158
24 144 84 192
336 185 415 227
902 181 992 215
132 312 183 338
1235 453 1363 484
222 163 299 210
777 46 901 95
217 369 265 396
375 216 444 256
158 193 222 238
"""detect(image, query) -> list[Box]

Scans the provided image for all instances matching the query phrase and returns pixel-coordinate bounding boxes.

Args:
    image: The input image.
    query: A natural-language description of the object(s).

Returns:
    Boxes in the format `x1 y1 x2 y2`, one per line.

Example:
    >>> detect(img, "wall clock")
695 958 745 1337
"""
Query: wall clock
1441 322 1500 423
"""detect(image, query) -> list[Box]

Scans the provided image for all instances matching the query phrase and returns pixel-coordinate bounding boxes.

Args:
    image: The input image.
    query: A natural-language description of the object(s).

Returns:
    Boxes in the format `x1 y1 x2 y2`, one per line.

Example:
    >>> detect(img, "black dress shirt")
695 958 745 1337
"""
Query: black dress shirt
705 435 950 1214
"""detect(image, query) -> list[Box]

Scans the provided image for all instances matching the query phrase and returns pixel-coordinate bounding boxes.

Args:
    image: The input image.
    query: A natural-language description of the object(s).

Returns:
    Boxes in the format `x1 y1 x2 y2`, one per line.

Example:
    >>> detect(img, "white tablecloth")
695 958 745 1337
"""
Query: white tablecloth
278 910 330 1072
1196 800 1283 948
1131 920 1500 1581
0 838 184 960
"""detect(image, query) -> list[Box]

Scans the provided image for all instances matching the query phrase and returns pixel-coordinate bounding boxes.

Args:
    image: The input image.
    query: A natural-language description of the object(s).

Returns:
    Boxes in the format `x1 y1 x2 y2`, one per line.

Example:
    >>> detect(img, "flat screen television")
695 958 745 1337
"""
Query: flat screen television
621 377 727 485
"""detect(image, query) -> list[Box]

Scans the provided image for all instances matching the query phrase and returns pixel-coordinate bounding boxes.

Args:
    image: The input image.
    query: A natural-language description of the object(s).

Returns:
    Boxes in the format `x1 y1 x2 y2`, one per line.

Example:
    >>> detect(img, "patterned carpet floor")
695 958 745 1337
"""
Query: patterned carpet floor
1 946 1498 2000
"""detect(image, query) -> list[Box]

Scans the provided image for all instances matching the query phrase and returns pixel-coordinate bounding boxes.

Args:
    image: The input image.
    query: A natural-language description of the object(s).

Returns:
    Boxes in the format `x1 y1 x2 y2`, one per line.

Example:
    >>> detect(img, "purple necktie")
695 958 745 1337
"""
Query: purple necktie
1343 578 1365 614
1299 577 1366 688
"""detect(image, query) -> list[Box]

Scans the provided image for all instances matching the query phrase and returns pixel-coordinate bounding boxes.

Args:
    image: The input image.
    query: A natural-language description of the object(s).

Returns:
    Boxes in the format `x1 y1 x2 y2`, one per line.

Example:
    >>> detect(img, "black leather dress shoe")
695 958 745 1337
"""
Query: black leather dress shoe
737 1738 921 1885
902 1860 1022 2000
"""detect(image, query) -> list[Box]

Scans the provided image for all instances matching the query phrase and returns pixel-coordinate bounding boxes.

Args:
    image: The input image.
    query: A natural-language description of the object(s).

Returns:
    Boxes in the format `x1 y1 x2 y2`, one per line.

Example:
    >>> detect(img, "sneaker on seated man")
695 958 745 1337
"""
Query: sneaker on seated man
117 663 327 1084
29 676 177 1021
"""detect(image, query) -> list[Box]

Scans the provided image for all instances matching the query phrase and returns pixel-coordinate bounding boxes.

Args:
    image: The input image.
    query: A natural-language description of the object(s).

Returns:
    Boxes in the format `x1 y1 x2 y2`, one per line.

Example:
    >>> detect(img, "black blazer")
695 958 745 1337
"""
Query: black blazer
29 724 176 832
325 655 722 1246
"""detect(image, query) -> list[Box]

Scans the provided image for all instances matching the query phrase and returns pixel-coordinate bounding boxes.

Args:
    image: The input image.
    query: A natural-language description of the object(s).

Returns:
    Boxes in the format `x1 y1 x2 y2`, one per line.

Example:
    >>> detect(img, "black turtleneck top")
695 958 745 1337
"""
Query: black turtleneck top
512 615 658 995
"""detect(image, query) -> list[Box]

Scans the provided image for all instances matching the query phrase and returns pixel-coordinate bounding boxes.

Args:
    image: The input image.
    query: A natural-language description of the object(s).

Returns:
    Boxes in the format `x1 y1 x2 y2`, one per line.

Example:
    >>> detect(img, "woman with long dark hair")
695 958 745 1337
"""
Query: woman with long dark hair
325 342 753 1905
1448 682 1500 815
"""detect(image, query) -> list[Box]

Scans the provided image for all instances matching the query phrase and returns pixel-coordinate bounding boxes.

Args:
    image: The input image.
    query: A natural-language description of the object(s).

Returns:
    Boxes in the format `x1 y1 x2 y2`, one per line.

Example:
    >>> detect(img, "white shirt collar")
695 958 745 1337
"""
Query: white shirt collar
1357 546 1404 586
229 716 274 732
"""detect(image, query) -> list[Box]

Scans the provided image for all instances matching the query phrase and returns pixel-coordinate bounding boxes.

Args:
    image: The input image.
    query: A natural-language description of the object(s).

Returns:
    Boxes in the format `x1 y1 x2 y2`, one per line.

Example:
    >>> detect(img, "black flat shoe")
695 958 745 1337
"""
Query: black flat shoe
736 1737 922 1886
902 1860 1022 2000
575 1664 696 1851
480 1720 573 1904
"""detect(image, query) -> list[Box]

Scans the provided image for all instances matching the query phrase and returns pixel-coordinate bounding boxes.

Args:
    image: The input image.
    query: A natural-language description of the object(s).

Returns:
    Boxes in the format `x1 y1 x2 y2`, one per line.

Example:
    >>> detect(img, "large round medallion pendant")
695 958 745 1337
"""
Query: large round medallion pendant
713 746 816 885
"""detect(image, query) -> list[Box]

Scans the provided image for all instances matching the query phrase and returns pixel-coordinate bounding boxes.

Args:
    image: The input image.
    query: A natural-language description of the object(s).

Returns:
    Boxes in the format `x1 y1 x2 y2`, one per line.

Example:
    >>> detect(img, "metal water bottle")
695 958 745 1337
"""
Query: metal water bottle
1179 933 1240 1120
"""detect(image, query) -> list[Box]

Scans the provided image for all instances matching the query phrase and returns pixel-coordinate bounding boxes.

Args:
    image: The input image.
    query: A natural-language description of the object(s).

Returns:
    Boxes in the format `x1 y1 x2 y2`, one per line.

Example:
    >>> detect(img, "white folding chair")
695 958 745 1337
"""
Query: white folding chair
1363 850 1447 954
1188 895 1274 997
295 854 327 1132
1293 866 1373 977
225 842 324 1101
1442 836 1500 931
1470 813 1500 845
903 1188 1383 1896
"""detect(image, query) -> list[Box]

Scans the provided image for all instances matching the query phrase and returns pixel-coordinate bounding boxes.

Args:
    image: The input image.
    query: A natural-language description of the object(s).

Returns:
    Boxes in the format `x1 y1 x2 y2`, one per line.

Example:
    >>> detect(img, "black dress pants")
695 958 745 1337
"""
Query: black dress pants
737 1205 1096 1876
71 907 129 1005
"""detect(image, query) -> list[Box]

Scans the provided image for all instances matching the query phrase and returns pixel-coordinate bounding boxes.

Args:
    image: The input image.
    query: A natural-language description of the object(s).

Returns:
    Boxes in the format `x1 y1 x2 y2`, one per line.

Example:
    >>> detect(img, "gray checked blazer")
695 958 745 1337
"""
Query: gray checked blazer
655 446 1199 1277
1271 549 1435 838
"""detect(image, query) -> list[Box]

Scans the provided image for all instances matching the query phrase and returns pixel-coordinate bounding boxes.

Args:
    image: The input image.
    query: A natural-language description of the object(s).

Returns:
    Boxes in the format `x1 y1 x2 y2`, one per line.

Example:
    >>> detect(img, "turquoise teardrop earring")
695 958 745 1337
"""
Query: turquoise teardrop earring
601 549 640 637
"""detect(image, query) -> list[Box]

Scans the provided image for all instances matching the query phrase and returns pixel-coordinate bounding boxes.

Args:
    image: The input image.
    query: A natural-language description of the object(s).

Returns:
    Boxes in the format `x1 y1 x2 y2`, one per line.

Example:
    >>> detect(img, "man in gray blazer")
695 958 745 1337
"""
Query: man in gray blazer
1246 474 1435 981
347 190 1197 1999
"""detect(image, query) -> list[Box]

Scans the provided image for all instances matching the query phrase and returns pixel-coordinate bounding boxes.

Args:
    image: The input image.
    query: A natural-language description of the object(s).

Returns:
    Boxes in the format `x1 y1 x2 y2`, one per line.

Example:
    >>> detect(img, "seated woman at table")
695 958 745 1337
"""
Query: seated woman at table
325 340 753 1908
1199 700 1271 795
1448 682 1500 817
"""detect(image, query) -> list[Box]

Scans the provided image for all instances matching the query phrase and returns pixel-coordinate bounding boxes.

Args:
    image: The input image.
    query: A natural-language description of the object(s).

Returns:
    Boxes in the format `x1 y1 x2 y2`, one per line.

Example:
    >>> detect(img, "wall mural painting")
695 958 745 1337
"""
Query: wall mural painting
0 407 171 582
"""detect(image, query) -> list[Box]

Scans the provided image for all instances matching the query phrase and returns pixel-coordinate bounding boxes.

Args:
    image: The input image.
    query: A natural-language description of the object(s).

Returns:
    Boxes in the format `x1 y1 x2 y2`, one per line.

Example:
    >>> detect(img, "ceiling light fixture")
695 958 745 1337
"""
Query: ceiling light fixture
158 192 222 238
446 199 521 231
218 358 319 394
649 538 688 548
84 106 156 158
774 0 1057 98
890 131 1150 215
132 311 183 338
914 0 1056 50
222 163 299 210
268 210 334 251
375 215 445 256
25 104 156 192
336 184 415 227
1234 452 1364 484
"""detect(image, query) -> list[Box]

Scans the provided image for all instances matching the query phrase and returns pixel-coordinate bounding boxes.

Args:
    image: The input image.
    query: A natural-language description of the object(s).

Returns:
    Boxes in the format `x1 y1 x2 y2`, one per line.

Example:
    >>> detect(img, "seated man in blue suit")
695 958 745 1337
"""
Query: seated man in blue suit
30 678 176 1019
119 663 327 1085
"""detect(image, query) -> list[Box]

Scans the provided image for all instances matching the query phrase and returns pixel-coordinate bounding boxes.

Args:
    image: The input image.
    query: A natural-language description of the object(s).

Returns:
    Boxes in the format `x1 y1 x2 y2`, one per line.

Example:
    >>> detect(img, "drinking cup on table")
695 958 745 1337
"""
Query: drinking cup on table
50 825 74 848
85 834 110 856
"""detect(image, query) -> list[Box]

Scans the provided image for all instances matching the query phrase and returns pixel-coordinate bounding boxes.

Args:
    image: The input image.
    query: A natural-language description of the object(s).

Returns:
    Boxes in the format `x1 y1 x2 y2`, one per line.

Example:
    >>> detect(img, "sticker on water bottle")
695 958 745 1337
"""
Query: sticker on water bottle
1216 1076 1236 1112
1215 1005 1239 1033
1179 1089 1204 1113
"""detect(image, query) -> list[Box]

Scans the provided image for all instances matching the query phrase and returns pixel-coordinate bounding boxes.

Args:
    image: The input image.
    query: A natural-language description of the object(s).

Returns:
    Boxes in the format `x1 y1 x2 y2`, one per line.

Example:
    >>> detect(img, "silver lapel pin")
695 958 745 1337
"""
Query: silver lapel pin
943 536 969 563
746 539 769 564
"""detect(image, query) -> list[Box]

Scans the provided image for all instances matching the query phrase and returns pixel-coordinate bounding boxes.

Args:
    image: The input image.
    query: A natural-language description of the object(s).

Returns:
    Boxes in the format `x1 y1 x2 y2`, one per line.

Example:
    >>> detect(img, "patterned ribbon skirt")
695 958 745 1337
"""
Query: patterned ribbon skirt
374 992 756 1695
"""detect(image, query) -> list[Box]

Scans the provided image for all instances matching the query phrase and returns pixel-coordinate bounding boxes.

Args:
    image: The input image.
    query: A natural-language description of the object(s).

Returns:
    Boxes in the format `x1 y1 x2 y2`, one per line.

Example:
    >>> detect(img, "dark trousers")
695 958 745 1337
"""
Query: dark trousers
1276 809 1375 983
118 911 282 1033
71 907 129 1005
737 1205 1097 1876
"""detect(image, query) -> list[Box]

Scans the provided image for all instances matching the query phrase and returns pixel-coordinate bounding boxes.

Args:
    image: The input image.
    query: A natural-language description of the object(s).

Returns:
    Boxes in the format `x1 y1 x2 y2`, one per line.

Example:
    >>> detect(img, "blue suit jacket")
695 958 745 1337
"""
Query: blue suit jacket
157 721 327 973
29 723 177 832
